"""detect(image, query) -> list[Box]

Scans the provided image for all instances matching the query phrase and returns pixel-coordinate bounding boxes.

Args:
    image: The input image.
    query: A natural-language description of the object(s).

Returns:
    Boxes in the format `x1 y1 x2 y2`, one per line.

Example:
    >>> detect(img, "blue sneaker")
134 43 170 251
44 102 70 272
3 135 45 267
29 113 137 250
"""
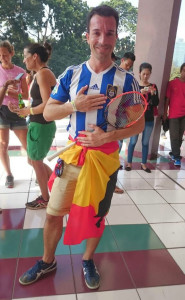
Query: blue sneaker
19 259 57 285
82 259 100 289
174 159 181 166
169 152 175 160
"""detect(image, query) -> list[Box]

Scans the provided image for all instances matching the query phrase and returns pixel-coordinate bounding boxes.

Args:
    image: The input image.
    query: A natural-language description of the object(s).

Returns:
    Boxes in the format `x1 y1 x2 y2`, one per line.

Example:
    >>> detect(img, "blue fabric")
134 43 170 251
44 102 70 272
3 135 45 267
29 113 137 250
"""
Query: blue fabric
50 61 140 139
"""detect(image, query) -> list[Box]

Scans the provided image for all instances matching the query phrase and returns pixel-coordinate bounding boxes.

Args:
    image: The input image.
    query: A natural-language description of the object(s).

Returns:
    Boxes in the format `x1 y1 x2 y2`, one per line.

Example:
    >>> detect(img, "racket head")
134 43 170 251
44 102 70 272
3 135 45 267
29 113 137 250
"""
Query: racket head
104 91 147 129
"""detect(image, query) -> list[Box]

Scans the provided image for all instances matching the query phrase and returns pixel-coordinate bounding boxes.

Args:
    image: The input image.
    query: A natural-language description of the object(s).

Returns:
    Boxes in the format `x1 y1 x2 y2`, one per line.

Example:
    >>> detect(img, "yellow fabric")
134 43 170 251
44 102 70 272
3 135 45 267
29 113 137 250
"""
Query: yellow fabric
59 144 120 215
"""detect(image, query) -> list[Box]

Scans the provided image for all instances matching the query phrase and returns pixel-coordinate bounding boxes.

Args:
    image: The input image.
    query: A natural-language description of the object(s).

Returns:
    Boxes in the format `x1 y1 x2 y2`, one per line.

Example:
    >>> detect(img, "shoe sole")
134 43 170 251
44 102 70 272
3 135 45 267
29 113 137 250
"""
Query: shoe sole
84 279 100 290
19 264 57 285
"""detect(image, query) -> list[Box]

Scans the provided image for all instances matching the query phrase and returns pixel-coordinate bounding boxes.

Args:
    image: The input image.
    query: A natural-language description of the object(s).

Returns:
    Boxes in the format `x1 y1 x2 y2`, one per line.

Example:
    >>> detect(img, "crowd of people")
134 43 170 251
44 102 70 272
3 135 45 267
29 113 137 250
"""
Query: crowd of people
0 3 184 290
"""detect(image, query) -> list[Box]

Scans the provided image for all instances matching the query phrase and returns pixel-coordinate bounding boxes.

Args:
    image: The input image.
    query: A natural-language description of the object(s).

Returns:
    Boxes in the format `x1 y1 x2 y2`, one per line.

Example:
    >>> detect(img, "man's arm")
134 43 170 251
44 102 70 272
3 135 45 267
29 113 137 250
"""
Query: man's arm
77 115 145 147
43 85 106 121
163 97 169 120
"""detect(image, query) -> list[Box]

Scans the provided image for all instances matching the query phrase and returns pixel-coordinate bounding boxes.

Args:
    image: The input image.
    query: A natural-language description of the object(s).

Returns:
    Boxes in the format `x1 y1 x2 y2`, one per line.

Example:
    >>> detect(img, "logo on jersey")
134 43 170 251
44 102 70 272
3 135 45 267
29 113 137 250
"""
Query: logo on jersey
106 84 118 99
52 82 59 95
89 83 99 90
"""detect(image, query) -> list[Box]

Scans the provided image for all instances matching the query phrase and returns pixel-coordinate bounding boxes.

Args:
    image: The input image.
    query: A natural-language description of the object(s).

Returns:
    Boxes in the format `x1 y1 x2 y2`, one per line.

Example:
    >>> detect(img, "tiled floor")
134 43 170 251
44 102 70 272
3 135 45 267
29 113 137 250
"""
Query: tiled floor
0 122 185 300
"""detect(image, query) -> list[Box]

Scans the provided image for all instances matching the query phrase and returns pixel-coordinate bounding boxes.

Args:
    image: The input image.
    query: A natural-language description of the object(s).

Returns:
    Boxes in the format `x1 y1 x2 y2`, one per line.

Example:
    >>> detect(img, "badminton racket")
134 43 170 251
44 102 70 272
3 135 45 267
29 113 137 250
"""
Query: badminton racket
47 91 147 161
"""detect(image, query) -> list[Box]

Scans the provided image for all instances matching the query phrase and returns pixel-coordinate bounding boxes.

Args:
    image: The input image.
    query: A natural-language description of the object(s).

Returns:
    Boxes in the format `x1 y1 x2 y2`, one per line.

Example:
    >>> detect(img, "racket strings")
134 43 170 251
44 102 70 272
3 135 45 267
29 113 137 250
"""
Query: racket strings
105 93 146 128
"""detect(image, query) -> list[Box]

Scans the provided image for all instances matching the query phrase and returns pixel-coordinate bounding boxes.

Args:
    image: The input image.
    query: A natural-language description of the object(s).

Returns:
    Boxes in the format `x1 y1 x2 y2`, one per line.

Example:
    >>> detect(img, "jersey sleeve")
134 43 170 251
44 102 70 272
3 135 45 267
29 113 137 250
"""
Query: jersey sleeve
50 67 73 103
124 73 140 93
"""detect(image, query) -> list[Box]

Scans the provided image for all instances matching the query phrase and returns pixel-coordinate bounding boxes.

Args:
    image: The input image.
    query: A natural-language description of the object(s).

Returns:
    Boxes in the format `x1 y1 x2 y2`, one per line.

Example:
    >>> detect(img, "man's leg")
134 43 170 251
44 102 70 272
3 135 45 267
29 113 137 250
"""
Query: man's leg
83 237 101 260
169 118 180 159
82 237 101 289
19 214 63 285
43 214 63 263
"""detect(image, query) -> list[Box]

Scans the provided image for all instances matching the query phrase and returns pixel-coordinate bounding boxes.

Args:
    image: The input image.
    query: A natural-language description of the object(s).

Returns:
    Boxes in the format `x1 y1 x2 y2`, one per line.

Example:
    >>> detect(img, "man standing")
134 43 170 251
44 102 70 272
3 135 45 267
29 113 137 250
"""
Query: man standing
163 63 185 166
19 5 144 289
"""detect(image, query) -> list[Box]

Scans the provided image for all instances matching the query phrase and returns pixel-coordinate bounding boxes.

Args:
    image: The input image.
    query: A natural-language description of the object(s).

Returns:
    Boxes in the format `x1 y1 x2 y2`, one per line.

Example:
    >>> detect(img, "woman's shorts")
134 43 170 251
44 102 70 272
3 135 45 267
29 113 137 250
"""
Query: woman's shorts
47 162 81 217
27 121 56 160
0 106 27 130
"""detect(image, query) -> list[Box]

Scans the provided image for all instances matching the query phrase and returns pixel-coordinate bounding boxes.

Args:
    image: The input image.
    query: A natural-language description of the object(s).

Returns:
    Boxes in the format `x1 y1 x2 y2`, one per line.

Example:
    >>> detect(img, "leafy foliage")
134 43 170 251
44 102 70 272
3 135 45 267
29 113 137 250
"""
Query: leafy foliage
170 65 180 80
0 0 137 76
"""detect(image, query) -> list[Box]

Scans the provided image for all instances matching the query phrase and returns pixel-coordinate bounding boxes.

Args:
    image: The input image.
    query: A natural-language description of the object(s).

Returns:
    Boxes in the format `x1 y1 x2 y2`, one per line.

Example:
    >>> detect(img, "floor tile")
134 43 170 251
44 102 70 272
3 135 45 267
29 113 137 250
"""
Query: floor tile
72 253 134 293
0 258 17 300
162 170 185 179
0 193 29 209
157 189 185 203
0 180 31 194
0 229 22 258
171 204 185 220
19 228 70 257
127 190 166 205
168 248 185 274
110 224 164 251
122 249 185 288
176 179 185 188
111 192 134 205
14 295 76 300
138 284 185 300
70 226 119 254
23 209 47 229
151 223 185 248
77 289 140 300
137 169 168 179
119 178 153 190
118 170 142 179
107 205 147 225
137 204 183 223
144 178 182 190
13 255 75 299
0 208 25 229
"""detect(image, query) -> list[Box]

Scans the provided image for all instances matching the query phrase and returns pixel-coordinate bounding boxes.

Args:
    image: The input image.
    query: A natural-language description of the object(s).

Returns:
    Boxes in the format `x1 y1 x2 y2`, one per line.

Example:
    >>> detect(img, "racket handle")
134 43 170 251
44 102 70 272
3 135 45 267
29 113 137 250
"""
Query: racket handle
47 142 76 162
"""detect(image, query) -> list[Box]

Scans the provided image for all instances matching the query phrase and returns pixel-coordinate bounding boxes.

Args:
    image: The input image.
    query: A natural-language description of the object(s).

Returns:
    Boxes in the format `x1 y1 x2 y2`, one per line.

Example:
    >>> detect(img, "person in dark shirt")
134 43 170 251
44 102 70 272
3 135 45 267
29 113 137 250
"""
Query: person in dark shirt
125 62 159 173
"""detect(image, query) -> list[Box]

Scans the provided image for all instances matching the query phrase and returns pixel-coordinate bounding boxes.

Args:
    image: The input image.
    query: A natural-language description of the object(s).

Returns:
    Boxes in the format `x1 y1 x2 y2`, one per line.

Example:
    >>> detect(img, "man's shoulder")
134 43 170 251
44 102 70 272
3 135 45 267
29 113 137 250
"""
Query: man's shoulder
58 62 86 80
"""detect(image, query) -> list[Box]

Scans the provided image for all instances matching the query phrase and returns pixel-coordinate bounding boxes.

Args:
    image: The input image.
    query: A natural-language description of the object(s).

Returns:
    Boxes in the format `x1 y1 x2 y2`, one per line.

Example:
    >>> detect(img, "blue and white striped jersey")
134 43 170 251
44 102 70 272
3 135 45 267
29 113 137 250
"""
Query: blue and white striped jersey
51 61 140 139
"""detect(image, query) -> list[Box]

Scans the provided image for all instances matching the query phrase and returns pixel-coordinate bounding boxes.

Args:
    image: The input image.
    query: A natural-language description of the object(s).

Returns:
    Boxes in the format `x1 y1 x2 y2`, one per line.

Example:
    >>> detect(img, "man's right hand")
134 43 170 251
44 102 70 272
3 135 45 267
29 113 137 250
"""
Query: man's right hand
75 85 107 112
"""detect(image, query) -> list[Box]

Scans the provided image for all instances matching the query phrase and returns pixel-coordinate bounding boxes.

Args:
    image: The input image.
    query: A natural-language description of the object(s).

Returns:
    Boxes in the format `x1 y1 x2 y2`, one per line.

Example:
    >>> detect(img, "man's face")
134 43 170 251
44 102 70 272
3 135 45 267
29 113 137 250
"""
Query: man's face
86 15 118 62
120 58 134 71
180 66 185 81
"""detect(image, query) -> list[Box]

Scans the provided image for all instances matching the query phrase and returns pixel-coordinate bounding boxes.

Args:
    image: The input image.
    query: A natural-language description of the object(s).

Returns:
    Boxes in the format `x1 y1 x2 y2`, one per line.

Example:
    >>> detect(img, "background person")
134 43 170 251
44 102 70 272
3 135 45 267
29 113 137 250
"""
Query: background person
163 62 185 167
10 42 56 209
0 40 28 188
119 51 136 72
125 62 159 173
19 5 144 290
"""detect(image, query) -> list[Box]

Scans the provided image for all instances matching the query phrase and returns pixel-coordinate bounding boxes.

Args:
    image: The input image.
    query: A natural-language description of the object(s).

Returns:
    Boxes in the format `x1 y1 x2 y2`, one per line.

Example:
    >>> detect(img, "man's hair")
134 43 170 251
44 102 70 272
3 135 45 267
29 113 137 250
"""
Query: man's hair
87 5 119 33
180 62 185 72
123 52 136 62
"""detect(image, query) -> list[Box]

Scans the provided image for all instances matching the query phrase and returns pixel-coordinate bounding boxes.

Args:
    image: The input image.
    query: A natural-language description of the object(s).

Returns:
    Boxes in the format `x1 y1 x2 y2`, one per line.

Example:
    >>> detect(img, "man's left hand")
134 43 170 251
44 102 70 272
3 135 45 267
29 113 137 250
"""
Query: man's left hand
77 124 106 147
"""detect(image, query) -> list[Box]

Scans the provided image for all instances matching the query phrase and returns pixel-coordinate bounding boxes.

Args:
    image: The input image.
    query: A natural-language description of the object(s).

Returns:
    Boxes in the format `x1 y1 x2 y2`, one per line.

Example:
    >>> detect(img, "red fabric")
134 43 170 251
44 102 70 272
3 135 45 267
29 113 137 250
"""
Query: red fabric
63 204 105 245
48 170 56 192
166 78 185 118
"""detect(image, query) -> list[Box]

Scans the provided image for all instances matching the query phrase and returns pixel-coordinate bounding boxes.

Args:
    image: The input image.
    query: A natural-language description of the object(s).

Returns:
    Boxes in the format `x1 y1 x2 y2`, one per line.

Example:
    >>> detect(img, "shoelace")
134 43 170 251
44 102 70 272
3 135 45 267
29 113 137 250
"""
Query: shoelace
29 260 44 276
83 260 96 277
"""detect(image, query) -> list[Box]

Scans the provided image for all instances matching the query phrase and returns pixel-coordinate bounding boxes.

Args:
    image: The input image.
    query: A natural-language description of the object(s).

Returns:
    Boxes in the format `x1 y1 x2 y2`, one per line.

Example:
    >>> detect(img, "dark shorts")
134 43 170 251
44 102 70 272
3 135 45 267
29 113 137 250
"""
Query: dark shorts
27 121 56 160
0 105 27 130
